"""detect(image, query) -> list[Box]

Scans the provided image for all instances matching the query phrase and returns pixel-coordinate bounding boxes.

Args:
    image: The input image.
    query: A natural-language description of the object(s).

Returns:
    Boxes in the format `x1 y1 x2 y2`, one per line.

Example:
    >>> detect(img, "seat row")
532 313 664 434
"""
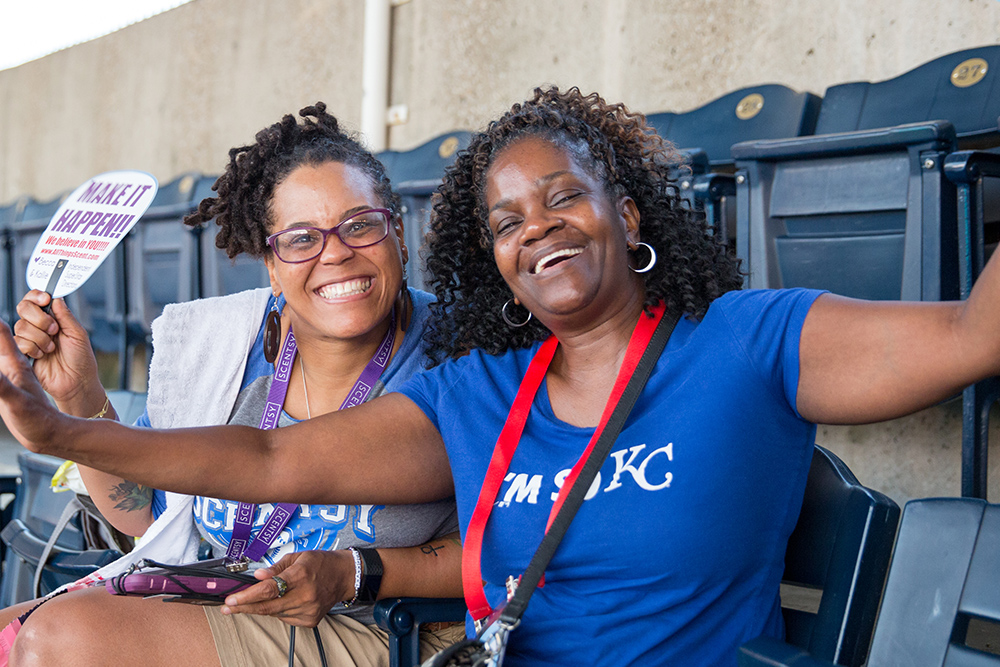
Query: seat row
1 45 999 490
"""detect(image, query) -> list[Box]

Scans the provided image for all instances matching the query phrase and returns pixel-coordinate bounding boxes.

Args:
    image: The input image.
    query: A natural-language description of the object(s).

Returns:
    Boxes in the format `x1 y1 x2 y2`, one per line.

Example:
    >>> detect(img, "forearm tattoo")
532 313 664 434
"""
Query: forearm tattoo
421 537 461 557
108 481 153 512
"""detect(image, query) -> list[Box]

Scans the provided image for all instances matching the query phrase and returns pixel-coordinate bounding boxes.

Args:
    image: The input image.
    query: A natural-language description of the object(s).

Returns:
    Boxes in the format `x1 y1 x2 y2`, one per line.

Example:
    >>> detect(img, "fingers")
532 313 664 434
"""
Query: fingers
0 323 55 452
221 579 321 627
14 292 58 358
0 321 32 381
222 552 334 627
48 296 87 337
224 578 284 608
252 552 297 580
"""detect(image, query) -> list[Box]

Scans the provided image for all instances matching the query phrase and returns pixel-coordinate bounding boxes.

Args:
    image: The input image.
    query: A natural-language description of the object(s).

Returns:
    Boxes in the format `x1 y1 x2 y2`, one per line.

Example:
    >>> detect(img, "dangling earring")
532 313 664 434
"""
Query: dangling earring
628 242 657 274
263 295 283 364
501 299 533 328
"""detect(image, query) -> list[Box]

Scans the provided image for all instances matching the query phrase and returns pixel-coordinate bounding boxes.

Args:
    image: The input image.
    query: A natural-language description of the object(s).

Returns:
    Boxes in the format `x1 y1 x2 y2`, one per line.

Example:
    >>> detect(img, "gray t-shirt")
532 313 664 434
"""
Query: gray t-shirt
191 290 458 621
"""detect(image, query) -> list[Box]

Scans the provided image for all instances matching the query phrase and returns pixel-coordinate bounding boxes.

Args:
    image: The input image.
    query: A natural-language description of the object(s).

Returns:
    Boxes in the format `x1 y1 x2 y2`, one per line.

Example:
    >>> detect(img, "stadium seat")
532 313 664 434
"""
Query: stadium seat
734 46 1000 302
194 174 272 298
740 498 1000 667
647 84 821 168
0 197 26 325
0 452 122 607
375 446 898 667
380 131 472 290
8 193 69 306
814 46 1000 148
646 84 821 242
124 172 201 374
734 122 958 300
374 597 468 667
728 445 899 667
945 148 1000 499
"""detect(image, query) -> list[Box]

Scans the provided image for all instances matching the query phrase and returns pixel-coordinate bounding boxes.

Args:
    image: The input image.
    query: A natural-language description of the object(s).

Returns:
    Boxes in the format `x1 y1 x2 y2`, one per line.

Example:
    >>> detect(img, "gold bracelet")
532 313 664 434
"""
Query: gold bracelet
88 394 110 420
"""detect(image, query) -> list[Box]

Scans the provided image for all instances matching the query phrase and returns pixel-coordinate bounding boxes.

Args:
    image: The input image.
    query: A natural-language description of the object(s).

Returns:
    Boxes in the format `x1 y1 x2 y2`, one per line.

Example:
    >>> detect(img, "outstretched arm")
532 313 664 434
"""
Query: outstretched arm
798 249 1000 424
0 322 454 506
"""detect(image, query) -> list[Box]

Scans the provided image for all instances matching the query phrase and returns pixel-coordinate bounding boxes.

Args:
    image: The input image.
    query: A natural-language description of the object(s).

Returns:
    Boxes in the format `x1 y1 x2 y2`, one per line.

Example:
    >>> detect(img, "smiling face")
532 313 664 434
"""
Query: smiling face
265 161 406 343
485 135 643 328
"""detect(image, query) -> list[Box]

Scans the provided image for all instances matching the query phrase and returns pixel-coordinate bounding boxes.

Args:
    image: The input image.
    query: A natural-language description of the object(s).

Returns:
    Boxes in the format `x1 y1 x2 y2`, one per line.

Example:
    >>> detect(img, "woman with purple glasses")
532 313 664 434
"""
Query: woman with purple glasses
0 103 463 666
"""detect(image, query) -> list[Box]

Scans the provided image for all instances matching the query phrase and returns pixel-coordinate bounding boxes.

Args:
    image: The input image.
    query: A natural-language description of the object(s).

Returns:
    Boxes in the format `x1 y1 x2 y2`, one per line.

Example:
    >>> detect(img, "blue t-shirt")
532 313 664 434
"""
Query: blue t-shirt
398 288 823 667
142 289 457 571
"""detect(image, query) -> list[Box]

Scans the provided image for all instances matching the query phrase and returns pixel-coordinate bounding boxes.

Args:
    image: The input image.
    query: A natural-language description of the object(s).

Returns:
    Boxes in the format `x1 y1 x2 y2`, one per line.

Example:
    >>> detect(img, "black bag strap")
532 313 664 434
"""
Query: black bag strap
499 308 681 625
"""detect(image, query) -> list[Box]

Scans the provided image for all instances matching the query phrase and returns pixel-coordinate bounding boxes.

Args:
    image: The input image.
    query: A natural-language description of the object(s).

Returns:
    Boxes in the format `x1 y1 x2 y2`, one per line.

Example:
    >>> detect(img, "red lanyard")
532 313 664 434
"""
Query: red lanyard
462 303 666 620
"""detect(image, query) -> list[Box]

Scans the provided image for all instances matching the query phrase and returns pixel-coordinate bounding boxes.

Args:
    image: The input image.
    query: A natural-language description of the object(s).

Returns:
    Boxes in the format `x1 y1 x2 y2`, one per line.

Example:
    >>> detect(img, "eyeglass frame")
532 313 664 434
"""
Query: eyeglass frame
265 207 393 264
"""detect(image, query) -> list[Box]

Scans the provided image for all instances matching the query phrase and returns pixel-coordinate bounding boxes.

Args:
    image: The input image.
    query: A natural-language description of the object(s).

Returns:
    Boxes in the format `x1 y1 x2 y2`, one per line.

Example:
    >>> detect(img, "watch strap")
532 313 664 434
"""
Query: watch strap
357 548 384 603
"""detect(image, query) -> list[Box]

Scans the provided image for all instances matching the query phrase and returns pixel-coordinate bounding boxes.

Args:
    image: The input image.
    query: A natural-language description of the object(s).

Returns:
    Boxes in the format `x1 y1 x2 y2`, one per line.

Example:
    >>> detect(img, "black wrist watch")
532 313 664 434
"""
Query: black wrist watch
357 548 384 603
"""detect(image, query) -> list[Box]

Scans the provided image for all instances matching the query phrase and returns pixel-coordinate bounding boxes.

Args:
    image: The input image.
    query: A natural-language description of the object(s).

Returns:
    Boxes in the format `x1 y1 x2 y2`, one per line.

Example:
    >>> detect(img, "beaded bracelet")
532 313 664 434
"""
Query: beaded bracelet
342 546 363 608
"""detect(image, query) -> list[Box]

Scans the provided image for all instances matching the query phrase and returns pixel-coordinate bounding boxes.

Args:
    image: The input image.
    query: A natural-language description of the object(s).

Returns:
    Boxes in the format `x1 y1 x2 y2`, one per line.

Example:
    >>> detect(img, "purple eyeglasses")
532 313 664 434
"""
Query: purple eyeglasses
265 208 391 263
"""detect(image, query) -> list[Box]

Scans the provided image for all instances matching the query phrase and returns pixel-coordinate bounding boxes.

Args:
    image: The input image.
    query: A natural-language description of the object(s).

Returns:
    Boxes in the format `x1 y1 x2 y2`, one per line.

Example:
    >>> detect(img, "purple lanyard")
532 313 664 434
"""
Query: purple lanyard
225 310 397 566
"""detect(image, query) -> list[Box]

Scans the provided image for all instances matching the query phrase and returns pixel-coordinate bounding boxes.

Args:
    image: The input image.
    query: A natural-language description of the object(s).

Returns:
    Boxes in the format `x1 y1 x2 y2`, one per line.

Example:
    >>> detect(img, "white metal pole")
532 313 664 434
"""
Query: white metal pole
361 0 391 152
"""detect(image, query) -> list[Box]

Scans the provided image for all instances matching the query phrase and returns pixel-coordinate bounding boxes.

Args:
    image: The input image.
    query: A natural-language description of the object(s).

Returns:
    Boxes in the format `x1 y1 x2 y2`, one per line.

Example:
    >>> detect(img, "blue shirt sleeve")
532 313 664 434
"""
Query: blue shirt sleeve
150 489 168 520
713 288 824 418
130 407 170 520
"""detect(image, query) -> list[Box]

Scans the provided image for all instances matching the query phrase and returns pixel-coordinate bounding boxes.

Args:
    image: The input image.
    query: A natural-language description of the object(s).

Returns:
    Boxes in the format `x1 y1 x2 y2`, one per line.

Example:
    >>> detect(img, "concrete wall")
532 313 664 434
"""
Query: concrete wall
4 0 1000 198
2 0 1000 502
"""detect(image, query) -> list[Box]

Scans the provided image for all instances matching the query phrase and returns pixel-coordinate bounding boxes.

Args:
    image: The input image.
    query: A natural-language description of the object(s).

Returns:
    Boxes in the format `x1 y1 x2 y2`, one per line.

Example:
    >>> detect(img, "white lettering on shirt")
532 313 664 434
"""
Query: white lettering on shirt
500 473 543 506
605 443 673 492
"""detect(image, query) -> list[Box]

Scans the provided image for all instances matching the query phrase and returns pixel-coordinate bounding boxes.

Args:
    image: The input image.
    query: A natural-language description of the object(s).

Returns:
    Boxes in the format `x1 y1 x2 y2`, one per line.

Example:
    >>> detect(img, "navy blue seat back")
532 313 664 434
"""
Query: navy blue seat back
735 48 1000 303
780 446 900 665
9 193 69 308
740 498 1000 667
195 174 271 298
647 85 820 243
381 131 472 290
815 45 1000 147
0 198 25 325
866 499 1000 667
734 122 959 301
125 172 200 346
0 453 101 606
646 84 821 167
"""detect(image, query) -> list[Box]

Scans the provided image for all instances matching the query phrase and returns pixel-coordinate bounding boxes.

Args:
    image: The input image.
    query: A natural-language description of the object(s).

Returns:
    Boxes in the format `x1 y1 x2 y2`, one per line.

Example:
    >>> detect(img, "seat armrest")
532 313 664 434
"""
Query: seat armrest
738 636 836 667
0 519 121 575
693 172 736 199
373 597 467 636
944 150 1000 184
732 120 956 162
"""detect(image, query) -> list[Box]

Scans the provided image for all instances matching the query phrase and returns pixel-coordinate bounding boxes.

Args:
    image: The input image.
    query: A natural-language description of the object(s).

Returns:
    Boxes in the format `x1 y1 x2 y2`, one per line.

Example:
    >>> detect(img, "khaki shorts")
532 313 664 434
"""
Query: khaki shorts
204 607 466 667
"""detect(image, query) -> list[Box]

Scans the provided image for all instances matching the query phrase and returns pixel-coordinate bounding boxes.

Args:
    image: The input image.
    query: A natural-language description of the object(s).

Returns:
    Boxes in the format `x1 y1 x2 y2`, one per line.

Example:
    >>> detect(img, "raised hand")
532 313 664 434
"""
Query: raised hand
0 319 65 453
221 550 357 627
14 290 104 410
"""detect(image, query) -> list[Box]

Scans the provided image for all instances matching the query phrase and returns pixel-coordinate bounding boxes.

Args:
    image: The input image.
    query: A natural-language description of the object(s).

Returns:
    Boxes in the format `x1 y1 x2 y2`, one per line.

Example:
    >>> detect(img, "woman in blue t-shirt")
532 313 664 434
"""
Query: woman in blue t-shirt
3 87 1000 666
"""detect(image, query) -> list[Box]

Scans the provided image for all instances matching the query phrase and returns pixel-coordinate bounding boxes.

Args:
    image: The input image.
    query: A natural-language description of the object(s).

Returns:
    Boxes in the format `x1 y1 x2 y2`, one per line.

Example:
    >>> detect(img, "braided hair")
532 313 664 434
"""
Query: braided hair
184 102 400 259
423 86 743 362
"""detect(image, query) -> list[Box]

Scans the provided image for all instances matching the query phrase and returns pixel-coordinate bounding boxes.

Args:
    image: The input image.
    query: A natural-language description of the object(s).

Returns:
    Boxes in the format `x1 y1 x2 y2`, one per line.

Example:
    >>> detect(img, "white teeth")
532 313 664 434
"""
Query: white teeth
318 278 372 299
533 248 582 274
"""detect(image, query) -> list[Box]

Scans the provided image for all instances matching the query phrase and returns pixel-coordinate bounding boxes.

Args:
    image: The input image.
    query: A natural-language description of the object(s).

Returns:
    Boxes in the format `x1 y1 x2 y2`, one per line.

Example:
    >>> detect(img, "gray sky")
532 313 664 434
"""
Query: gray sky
0 0 194 71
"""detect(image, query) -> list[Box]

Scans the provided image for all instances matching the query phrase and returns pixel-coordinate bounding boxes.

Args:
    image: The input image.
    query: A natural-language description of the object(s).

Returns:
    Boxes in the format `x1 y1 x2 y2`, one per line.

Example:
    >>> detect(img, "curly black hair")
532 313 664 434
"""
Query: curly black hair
423 86 743 361
184 102 400 259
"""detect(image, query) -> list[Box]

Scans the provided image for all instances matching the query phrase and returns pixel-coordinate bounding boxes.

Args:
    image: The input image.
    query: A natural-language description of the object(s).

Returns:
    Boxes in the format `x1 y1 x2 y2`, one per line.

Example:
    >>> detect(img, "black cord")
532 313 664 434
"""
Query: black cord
314 626 329 667
288 626 296 667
